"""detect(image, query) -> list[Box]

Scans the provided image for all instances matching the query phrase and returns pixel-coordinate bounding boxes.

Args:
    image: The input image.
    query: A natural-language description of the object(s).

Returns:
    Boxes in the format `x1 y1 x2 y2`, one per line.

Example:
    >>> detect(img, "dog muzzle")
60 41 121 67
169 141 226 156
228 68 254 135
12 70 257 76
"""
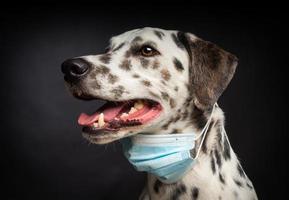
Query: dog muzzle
121 104 216 184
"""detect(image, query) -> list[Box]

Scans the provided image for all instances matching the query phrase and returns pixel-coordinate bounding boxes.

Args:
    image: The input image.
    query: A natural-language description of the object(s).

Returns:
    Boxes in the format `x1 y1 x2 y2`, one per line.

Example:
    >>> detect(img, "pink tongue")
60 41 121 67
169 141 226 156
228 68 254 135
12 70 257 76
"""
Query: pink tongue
78 103 126 126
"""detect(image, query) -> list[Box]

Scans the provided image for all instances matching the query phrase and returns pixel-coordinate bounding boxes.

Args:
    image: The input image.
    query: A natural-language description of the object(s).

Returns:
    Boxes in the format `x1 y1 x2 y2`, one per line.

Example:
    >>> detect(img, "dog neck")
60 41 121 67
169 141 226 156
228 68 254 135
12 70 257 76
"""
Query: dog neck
143 106 255 200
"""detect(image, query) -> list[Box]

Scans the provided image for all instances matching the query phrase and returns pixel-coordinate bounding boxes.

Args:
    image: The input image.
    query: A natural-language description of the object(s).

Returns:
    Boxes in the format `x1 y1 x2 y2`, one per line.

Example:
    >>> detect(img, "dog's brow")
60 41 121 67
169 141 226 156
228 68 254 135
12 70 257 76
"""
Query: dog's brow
139 41 158 49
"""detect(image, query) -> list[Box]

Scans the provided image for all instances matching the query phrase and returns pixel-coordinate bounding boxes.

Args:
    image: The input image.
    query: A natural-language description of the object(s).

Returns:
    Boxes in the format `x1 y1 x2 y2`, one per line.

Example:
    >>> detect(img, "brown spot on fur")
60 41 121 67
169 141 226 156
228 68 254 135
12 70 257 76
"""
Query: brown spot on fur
125 50 132 58
119 59 132 71
161 80 167 85
89 70 97 79
132 74 140 78
93 65 110 76
161 92 169 101
110 85 125 99
108 74 118 84
99 54 111 64
142 80 151 87
169 98 176 108
152 60 160 69
160 69 171 81
89 80 101 90
140 57 149 68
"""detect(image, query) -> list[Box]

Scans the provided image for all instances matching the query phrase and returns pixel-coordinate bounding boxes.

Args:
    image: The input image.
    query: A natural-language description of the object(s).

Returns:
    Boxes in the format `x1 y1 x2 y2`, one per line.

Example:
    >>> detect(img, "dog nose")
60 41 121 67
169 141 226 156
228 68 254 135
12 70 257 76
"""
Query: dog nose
61 58 90 82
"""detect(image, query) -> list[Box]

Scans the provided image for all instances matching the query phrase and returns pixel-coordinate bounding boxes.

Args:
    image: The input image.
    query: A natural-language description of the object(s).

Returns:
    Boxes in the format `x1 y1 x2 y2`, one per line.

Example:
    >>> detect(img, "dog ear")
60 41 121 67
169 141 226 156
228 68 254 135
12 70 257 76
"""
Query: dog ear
178 32 238 110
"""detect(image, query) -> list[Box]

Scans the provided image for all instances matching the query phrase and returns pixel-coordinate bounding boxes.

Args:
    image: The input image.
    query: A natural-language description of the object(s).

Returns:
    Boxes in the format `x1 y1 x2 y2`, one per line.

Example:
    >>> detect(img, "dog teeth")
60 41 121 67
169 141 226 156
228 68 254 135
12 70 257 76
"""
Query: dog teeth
98 113 105 128
120 113 129 119
134 100 144 110
92 122 99 128
129 107 137 114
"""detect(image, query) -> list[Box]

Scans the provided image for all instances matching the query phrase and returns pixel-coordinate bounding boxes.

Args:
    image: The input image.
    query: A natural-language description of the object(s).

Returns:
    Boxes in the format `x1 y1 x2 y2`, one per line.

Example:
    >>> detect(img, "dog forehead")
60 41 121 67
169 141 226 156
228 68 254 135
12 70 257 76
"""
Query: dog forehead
110 27 178 46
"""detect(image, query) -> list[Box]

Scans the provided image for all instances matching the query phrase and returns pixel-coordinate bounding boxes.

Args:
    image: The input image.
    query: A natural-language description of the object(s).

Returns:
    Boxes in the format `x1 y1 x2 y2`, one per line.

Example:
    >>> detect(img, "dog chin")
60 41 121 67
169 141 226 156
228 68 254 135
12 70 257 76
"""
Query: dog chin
81 126 141 144
82 133 122 144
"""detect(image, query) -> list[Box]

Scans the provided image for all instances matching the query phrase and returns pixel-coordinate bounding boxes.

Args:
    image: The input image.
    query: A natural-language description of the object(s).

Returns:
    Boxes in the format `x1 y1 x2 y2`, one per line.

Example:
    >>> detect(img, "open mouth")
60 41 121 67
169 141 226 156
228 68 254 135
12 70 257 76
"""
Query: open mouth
78 99 162 135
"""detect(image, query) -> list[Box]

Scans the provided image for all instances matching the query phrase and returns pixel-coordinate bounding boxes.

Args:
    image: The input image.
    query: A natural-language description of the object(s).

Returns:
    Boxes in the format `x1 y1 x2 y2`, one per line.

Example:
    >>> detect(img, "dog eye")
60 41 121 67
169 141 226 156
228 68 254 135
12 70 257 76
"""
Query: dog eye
140 45 159 57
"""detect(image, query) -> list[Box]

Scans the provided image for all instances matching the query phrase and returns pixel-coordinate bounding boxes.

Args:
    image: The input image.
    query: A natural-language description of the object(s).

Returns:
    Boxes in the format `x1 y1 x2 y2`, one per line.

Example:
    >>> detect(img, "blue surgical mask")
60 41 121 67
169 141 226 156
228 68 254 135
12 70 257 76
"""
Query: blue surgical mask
121 104 216 184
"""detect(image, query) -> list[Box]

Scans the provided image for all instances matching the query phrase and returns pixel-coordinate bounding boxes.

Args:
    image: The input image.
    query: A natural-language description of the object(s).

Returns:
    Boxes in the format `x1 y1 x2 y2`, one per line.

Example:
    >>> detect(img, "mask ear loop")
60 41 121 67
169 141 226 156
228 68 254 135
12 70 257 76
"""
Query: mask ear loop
191 103 216 160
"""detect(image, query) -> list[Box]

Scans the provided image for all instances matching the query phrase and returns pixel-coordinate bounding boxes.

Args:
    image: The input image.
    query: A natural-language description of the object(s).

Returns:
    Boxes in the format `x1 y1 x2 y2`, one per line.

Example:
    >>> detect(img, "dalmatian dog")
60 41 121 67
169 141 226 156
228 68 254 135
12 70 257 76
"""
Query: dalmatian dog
61 27 258 200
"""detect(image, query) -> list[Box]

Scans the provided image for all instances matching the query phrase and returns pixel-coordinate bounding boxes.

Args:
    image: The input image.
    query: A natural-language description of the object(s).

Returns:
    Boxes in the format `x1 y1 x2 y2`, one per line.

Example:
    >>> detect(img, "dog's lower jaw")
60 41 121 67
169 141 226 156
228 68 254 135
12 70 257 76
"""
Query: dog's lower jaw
141 107 258 200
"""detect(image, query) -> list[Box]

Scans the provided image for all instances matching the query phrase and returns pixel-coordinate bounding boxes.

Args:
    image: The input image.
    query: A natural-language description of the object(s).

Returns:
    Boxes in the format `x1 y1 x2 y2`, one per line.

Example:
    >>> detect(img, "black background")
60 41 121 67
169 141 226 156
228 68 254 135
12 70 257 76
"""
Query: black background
1 2 288 200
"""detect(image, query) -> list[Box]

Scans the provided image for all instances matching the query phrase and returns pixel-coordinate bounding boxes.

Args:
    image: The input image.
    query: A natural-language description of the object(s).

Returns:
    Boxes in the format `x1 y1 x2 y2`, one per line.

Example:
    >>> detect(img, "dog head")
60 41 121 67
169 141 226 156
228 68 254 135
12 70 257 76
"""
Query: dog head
61 27 237 144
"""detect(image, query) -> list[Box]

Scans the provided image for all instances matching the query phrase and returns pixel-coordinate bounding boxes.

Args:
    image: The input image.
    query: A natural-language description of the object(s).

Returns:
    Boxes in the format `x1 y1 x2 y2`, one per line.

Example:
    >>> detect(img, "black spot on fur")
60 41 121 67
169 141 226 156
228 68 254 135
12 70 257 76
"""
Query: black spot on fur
153 179 163 193
172 184 186 200
172 129 181 133
237 163 246 178
161 92 169 101
132 36 143 43
246 182 253 190
215 120 223 149
181 110 189 120
154 30 165 40
219 173 226 184
172 33 185 49
99 54 111 64
174 86 179 91
173 57 184 71
113 42 125 52
210 152 216 174
223 137 231 160
214 149 222 169
173 114 181 123
162 117 174 130
234 179 243 187
191 187 199 199
132 74 140 78
190 106 207 130
201 121 214 154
